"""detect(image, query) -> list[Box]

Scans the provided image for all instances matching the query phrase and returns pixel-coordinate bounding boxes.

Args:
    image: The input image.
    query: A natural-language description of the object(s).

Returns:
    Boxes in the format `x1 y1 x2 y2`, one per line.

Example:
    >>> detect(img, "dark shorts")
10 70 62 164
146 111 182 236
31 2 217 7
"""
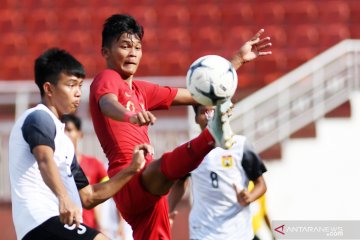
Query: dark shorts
22 216 100 240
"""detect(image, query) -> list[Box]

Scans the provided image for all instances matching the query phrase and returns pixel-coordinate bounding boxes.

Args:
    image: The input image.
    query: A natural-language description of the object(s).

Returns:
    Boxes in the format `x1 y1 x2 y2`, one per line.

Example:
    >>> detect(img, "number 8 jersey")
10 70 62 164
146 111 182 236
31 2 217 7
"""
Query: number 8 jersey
189 135 267 240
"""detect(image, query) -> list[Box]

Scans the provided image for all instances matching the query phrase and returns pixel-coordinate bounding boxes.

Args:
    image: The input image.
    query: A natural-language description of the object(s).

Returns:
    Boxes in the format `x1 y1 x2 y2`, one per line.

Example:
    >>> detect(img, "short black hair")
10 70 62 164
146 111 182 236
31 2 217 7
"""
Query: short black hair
34 48 85 97
61 114 82 131
192 105 200 116
102 14 144 48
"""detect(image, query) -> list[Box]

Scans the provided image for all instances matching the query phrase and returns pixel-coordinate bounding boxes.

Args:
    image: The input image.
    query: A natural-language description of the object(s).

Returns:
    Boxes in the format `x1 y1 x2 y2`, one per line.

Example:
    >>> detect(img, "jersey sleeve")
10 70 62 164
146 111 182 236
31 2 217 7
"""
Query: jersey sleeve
135 80 178 110
91 70 122 104
241 140 267 181
71 155 90 190
21 110 56 152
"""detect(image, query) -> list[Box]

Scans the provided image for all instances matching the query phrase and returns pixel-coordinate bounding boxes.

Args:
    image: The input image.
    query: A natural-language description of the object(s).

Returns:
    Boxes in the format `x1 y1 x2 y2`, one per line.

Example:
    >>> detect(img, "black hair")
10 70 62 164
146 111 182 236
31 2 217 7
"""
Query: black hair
192 105 200 116
102 14 144 48
34 48 85 97
61 114 82 131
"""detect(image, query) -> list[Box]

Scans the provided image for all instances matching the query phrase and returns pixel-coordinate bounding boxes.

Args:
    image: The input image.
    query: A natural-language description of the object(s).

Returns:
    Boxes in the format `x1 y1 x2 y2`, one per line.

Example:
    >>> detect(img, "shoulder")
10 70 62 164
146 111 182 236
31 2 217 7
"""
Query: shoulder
133 80 158 88
24 110 55 129
92 69 122 84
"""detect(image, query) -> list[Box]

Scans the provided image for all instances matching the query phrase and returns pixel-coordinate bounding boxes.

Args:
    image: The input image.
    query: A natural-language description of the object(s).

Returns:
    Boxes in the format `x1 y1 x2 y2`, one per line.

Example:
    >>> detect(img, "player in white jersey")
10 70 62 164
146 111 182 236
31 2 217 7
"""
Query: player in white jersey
169 105 267 240
9 48 150 240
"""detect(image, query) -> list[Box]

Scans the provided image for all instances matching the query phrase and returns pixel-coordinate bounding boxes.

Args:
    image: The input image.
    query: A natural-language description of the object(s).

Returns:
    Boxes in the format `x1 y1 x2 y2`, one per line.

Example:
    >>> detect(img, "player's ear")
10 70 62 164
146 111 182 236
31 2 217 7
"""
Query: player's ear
43 82 53 97
101 47 109 58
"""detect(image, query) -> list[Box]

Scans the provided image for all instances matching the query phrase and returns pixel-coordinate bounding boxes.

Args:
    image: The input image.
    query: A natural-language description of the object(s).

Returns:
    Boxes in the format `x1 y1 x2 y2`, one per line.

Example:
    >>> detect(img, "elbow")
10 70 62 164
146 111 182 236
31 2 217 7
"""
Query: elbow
81 197 95 210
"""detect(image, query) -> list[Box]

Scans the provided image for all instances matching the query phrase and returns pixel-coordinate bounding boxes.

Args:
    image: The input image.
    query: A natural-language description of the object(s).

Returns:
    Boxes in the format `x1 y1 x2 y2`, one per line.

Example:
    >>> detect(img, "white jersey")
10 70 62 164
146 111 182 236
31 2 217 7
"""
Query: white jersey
9 104 82 239
189 135 266 240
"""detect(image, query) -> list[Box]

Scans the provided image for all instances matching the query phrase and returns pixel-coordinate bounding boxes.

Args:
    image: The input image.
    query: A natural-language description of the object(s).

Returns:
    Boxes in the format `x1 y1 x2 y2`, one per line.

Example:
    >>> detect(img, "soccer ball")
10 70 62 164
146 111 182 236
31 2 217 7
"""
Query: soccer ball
186 55 238 106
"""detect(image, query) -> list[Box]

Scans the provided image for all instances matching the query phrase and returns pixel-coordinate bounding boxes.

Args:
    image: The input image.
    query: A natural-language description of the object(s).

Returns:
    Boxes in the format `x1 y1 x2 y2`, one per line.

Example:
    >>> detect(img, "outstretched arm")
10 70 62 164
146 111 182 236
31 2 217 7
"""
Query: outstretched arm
172 29 272 106
79 144 152 209
168 177 189 227
230 29 272 70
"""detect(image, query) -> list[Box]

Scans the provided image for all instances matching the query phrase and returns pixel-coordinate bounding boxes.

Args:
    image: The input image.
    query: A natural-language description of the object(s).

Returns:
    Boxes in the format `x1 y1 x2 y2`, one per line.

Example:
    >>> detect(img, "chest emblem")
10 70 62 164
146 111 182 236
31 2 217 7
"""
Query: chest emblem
221 155 233 168
126 101 136 112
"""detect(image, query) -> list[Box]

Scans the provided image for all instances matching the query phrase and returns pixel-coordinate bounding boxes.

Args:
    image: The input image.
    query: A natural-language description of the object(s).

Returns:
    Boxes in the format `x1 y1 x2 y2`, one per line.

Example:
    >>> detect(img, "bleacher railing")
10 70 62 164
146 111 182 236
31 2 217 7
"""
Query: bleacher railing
231 39 360 153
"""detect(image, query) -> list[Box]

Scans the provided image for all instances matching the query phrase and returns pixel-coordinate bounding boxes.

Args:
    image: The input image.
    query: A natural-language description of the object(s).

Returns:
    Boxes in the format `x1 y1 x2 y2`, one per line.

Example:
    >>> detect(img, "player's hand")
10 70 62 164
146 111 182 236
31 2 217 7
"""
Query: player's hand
169 210 178 228
129 110 157 126
130 144 154 173
231 29 272 68
58 195 82 227
233 183 252 206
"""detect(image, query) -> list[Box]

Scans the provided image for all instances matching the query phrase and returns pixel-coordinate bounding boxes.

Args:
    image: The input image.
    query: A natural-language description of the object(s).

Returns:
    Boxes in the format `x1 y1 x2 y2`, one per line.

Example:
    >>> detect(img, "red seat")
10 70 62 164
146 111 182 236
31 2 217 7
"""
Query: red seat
158 51 190 76
221 3 254 26
286 25 320 48
189 3 221 27
318 24 350 50
24 9 59 32
21 0 55 9
61 31 95 55
0 33 28 56
190 26 223 52
253 2 285 24
283 1 318 24
318 1 350 23
27 31 60 56
158 27 191 52
157 4 190 28
129 5 157 28
0 55 32 80
0 9 24 33
349 1 360 23
58 8 92 31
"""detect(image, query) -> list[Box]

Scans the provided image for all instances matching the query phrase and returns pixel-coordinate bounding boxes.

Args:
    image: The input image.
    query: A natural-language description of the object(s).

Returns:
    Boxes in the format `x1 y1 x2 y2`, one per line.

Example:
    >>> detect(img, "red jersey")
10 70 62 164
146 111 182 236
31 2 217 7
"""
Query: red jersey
89 69 178 177
79 155 108 229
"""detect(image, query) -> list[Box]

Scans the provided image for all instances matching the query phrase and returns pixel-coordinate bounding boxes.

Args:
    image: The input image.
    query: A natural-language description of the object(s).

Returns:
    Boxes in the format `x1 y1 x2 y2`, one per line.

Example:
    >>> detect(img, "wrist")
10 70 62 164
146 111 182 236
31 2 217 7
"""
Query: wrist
124 111 134 122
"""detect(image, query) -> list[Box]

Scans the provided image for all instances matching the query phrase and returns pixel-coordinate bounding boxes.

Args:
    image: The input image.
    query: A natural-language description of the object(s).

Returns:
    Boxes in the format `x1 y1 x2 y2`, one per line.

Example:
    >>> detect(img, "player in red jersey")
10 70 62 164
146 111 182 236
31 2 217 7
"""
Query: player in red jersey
61 114 109 230
89 14 272 239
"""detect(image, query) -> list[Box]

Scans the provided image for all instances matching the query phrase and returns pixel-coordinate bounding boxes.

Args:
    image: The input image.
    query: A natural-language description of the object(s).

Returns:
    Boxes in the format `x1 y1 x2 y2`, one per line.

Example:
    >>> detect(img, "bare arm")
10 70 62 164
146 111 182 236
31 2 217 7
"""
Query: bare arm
99 93 156 126
79 144 151 209
233 176 267 206
168 177 189 227
168 177 189 212
33 145 82 227
172 30 272 106
171 88 198 106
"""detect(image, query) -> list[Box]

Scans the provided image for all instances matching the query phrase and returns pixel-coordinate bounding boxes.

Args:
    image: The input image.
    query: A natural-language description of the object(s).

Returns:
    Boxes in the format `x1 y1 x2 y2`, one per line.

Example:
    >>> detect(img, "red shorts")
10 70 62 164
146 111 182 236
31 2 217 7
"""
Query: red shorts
112 168 171 240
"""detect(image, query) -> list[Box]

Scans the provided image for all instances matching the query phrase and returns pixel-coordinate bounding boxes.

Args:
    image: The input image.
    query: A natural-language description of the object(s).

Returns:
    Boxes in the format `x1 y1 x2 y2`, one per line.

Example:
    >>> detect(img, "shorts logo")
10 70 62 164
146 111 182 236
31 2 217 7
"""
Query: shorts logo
64 224 87 235
221 155 233 168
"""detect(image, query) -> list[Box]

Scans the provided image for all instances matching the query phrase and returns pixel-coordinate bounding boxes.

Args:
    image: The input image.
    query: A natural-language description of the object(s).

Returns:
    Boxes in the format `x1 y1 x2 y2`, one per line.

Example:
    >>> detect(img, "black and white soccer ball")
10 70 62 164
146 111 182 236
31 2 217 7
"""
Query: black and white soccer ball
186 55 238 106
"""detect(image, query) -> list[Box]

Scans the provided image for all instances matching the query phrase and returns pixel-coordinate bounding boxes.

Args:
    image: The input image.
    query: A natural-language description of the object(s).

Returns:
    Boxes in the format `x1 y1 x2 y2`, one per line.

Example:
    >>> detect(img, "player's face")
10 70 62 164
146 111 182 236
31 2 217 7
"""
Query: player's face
64 121 81 147
103 33 142 80
196 106 215 130
47 73 83 117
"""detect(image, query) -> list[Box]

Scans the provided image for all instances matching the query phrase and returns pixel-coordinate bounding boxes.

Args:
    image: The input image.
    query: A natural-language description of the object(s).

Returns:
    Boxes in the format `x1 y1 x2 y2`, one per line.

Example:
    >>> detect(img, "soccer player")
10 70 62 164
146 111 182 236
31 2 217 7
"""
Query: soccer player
8 48 151 240
61 114 109 230
89 14 272 239
168 105 268 240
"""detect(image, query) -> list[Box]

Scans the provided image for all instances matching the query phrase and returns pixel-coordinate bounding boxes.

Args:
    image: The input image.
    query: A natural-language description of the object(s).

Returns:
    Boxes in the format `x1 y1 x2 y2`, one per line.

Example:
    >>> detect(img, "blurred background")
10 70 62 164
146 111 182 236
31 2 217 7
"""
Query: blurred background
1 0 360 239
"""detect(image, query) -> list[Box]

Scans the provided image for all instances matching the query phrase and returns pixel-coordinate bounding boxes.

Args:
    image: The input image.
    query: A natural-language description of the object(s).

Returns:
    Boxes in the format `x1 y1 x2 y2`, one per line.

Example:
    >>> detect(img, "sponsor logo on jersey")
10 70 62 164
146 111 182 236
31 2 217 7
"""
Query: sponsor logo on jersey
221 155 233 168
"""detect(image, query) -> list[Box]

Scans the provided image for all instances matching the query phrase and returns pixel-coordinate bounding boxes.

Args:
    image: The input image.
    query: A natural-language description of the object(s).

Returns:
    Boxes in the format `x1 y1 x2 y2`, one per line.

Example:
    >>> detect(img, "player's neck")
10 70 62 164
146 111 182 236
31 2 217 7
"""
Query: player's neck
41 98 59 119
